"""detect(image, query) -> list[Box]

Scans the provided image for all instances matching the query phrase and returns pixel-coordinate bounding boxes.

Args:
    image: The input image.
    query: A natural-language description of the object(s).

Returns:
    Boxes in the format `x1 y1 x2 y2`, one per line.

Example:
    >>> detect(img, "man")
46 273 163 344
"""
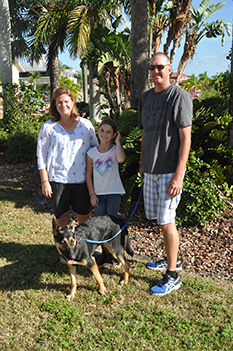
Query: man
138 52 192 295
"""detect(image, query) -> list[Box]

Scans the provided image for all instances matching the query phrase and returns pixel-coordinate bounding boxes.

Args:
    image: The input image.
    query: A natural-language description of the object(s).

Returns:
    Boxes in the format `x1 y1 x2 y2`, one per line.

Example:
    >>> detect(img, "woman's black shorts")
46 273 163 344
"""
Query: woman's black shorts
48 182 92 219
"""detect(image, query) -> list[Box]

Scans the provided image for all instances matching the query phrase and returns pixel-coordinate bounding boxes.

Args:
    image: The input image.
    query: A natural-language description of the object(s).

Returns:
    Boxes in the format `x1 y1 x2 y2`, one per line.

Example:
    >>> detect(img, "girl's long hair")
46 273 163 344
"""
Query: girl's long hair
98 118 117 133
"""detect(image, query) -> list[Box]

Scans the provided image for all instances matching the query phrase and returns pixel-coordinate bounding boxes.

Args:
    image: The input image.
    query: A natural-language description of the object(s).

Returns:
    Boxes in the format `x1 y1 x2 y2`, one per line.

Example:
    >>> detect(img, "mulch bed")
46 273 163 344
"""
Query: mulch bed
0 152 232 281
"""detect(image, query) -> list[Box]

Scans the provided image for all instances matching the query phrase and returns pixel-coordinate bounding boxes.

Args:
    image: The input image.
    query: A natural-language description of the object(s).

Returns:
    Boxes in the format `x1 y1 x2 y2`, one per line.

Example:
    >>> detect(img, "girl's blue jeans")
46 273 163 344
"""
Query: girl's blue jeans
94 194 121 218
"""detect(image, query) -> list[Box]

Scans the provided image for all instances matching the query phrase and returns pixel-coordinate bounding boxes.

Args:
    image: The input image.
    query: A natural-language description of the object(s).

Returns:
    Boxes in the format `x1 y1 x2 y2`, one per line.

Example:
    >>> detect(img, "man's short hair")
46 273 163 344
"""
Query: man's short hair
151 52 170 65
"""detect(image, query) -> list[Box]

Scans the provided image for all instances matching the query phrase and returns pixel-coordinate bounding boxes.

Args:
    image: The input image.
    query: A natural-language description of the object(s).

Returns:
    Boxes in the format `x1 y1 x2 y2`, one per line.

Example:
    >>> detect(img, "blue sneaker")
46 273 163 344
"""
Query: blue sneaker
150 273 181 296
146 258 182 271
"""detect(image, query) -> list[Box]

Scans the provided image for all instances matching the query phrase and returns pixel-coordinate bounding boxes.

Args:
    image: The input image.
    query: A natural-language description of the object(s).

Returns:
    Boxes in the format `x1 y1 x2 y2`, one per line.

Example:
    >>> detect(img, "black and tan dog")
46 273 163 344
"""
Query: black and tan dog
52 215 134 301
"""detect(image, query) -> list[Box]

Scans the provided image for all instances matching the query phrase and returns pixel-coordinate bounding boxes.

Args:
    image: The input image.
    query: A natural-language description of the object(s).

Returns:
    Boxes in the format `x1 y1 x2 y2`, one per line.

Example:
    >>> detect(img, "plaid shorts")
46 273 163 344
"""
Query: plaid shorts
143 173 182 225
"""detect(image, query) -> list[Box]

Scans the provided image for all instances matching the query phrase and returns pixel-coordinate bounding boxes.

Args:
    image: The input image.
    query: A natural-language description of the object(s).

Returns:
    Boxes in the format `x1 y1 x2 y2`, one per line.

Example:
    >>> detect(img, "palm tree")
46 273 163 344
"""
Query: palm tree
210 72 225 91
29 0 78 97
130 0 148 110
229 15 233 147
0 0 12 84
163 0 192 64
148 0 172 54
59 75 81 100
101 29 131 116
68 1 125 119
181 73 203 96
176 0 231 85
9 0 33 60
87 22 131 117
28 71 41 89
198 71 211 90
30 0 125 115
0 0 12 120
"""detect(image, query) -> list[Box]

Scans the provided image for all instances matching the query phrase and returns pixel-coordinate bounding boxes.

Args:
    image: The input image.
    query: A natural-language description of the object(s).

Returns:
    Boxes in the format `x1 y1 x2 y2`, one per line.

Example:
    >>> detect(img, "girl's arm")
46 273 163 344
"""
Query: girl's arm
86 155 98 207
115 131 126 163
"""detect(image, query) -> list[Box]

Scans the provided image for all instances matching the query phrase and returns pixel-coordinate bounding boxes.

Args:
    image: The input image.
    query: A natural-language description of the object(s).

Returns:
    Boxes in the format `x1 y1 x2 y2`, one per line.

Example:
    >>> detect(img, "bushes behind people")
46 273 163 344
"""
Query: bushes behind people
0 82 50 163
0 83 232 225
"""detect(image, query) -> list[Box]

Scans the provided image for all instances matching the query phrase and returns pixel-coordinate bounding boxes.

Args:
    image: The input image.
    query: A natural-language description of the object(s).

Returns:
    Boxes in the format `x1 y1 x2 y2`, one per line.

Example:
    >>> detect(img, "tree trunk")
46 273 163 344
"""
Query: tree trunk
148 0 156 60
175 56 190 85
82 64 88 103
153 30 162 54
48 44 60 99
105 69 116 119
89 61 101 122
130 0 148 110
164 0 192 63
0 0 12 120
228 28 233 148
175 33 194 85
113 67 122 117
123 69 131 109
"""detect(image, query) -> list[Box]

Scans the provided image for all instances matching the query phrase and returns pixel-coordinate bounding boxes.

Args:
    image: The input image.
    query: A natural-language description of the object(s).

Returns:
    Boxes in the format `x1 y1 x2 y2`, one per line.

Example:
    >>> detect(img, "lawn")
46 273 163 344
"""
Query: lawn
0 179 232 351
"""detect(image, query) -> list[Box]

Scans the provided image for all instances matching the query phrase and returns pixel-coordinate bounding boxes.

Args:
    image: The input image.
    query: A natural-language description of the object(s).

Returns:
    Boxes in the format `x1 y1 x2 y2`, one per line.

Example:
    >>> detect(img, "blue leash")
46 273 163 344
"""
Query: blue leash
85 179 144 245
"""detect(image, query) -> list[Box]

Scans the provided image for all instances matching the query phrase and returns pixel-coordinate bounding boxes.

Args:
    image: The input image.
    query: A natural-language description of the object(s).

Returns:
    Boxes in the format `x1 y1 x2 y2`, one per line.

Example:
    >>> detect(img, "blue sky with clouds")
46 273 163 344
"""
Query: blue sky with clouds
59 0 232 78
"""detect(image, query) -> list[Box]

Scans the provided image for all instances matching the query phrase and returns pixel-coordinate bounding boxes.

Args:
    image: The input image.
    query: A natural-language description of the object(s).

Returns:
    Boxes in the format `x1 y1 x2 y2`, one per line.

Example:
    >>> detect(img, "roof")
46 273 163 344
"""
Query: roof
19 55 48 73
170 72 189 84
20 61 47 73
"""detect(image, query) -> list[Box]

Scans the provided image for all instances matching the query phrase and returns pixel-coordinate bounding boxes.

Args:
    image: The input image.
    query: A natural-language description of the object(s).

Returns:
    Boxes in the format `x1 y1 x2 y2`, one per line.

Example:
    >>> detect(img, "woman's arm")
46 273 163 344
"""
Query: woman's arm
39 168 53 198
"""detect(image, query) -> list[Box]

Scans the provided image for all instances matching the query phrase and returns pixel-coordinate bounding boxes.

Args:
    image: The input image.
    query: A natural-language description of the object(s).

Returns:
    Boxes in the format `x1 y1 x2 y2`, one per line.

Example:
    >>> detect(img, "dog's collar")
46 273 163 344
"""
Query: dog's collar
76 236 84 248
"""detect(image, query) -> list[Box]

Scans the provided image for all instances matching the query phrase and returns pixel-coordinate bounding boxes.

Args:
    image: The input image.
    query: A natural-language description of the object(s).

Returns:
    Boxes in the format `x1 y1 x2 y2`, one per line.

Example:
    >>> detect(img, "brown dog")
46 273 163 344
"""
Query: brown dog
53 215 134 301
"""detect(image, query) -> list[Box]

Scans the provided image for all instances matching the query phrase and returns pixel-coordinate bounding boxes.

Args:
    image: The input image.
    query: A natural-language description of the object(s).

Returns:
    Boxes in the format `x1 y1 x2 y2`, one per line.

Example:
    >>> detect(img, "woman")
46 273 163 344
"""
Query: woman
37 87 98 228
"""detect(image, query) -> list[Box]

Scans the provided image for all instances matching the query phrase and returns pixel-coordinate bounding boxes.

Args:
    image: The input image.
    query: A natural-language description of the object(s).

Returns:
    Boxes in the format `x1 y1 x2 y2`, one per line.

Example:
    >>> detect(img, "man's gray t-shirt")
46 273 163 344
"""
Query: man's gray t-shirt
138 84 192 174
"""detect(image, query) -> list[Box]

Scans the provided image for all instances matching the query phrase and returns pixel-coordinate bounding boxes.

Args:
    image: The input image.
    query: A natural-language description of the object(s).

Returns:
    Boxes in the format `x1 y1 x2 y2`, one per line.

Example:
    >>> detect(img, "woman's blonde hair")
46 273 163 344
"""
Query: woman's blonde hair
49 87 79 121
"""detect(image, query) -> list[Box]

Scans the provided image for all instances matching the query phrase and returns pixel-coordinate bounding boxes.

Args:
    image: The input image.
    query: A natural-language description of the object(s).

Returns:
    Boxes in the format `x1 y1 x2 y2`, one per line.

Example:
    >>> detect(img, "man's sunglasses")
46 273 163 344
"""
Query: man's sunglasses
149 64 170 71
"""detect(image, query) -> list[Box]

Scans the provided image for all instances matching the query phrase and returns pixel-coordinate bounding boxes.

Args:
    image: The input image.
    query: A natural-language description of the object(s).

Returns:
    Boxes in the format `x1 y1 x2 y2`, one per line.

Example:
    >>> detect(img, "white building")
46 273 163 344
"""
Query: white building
19 55 50 84
12 59 24 84
62 68 78 84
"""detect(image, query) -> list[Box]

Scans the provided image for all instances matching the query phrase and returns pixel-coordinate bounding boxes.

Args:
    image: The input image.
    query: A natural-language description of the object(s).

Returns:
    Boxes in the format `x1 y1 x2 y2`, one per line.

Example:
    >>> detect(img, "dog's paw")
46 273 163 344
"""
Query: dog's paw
115 262 122 269
120 279 128 286
99 286 107 295
66 293 75 301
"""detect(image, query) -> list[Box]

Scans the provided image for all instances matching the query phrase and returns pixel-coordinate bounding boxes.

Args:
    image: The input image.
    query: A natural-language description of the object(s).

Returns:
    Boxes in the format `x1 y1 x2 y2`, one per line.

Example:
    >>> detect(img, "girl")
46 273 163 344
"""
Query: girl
86 118 126 267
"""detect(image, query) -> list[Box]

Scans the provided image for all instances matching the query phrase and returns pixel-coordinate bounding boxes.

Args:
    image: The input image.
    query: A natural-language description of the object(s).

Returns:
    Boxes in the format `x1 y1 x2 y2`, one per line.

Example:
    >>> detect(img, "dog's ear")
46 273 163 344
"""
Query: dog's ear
67 218 76 232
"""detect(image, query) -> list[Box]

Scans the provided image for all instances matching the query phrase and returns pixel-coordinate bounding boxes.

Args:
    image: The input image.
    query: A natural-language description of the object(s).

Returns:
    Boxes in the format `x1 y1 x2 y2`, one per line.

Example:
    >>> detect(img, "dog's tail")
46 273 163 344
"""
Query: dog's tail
124 233 134 257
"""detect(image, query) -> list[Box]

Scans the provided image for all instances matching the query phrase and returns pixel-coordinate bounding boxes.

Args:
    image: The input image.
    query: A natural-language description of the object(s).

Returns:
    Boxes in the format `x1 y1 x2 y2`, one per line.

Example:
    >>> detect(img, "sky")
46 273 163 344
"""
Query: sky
59 0 233 78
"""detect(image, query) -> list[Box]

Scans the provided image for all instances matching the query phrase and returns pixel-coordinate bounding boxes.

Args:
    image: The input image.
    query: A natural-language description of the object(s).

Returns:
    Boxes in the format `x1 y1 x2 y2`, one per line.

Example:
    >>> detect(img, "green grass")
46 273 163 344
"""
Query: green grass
0 179 232 351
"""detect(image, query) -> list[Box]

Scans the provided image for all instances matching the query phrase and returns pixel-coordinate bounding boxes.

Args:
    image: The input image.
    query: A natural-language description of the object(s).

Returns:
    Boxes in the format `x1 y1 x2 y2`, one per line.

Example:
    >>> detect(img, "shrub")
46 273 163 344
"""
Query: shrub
116 109 229 226
177 171 226 226
0 82 50 163
0 128 8 152
117 109 142 202
0 82 47 127
7 121 43 164
176 149 227 226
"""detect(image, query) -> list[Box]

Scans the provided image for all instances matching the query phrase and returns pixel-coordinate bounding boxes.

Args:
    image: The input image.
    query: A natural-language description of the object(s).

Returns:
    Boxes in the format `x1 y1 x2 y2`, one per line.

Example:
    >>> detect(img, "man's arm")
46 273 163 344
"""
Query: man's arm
167 125 191 197
139 133 144 175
